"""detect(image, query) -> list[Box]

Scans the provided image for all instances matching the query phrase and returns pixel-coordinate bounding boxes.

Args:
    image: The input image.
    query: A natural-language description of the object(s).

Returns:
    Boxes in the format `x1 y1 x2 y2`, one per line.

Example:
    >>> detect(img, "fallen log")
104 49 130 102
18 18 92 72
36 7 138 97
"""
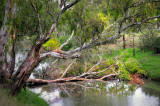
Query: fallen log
27 74 118 86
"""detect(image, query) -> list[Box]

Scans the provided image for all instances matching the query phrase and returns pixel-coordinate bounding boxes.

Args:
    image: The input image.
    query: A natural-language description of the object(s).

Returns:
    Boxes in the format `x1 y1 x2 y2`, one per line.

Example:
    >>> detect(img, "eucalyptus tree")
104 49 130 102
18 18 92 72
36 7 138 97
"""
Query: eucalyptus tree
0 0 160 96
0 0 81 95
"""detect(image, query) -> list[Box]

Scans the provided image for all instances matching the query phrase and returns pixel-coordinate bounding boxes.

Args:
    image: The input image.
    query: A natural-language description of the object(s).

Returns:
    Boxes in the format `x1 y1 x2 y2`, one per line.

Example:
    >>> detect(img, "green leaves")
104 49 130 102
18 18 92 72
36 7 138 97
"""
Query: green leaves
125 58 145 74
42 36 60 51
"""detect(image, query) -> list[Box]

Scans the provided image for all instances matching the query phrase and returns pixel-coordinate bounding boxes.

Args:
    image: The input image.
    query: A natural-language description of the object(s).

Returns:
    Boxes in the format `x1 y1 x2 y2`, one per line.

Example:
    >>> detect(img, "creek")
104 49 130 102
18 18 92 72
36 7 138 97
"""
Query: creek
30 80 160 106
15 38 160 106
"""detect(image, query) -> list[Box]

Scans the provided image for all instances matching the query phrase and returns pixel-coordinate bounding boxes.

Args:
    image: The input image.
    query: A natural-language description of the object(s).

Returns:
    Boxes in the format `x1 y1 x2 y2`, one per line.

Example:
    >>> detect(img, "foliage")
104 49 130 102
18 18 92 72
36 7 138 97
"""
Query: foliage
15 0 59 36
116 60 131 80
42 37 60 51
0 87 48 106
66 62 84 77
125 58 145 74
108 48 160 80
110 50 145 80
59 0 105 44
139 30 160 54
58 35 73 51
119 50 130 62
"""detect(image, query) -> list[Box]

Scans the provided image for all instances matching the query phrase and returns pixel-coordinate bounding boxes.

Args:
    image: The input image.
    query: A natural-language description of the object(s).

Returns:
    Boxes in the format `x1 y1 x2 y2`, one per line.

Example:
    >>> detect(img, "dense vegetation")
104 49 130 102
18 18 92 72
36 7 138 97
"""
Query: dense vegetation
0 0 160 105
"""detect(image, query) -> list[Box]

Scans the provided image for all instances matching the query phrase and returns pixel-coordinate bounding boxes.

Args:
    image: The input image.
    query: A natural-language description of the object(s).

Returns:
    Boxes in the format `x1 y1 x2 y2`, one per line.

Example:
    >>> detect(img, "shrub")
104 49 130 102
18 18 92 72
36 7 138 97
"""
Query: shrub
42 37 60 51
116 60 131 80
120 50 130 61
139 31 160 54
125 58 145 74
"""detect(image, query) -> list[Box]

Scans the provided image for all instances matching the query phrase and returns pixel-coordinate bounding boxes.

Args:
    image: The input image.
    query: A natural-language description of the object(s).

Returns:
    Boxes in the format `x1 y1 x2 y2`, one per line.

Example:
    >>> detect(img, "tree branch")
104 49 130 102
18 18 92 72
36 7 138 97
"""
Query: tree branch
67 15 160 54
87 54 102 73
46 0 81 39
60 58 77 78
59 30 74 50
30 0 43 38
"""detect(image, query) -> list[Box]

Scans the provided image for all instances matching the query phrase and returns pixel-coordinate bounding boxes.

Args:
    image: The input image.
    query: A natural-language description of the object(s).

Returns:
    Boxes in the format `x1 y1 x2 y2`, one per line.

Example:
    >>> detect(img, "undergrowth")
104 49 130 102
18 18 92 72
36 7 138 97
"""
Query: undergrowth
0 87 48 106
107 48 160 80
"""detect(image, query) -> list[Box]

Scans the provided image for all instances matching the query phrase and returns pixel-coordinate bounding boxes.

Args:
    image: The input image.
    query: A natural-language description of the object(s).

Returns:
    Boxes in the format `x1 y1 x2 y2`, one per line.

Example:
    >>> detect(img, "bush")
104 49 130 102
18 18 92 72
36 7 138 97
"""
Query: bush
116 60 131 80
125 58 145 74
139 31 160 54
42 37 60 51
114 51 145 80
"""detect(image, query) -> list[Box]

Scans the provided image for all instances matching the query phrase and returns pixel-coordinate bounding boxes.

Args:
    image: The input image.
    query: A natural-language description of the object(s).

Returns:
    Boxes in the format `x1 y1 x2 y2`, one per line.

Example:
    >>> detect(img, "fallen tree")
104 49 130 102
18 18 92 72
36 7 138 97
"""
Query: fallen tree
0 0 159 95
27 74 118 86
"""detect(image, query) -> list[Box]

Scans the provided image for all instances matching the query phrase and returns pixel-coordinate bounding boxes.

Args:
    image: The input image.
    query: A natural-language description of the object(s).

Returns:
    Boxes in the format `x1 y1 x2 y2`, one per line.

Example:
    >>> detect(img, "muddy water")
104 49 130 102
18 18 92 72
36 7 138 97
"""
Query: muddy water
30 80 160 106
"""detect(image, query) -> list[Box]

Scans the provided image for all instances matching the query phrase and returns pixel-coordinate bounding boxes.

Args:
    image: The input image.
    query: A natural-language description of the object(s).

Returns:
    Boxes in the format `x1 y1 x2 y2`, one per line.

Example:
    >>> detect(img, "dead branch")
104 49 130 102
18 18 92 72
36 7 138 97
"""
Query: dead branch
100 74 117 80
51 59 59 65
60 58 77 78
46 0 81 39
59 31 74 50
76 64 114 78
87 54 102 73
27 73 118 86
91 64 115 74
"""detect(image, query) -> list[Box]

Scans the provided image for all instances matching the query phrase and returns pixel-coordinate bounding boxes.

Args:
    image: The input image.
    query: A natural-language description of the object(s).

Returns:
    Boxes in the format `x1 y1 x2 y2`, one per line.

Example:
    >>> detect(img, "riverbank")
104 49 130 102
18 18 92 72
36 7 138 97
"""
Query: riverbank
0 87 48 106
108 48 160 80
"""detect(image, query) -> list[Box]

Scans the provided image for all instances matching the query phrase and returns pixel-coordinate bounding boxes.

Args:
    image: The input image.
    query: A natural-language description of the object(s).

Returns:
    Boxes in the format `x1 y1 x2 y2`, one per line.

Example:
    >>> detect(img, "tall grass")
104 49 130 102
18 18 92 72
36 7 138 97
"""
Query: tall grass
0 87 48 106
0 88 21 106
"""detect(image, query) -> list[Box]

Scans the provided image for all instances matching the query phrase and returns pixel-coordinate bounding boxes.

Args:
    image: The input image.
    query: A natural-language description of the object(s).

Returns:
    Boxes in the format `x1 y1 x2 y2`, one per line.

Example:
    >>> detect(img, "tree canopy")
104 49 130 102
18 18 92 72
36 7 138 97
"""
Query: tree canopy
0 0 160 95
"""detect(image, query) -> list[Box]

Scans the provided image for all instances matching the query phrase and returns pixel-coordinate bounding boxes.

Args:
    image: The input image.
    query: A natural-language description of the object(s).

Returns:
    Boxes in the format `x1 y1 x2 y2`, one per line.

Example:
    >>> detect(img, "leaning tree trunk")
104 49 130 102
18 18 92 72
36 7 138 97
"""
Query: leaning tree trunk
10 39 46 95
10 57 41 95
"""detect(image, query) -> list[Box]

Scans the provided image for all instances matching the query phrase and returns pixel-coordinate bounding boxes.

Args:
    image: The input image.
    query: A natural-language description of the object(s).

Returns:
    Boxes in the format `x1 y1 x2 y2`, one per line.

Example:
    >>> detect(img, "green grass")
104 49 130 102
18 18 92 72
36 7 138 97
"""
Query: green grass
0 87 48 106
106 48 160 80
17 88 48 106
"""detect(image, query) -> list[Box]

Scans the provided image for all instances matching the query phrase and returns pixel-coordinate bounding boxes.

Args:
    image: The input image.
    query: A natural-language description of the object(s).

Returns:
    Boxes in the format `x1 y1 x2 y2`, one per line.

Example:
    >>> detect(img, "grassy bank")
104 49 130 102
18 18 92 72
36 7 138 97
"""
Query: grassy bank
107 48 160 80
0 87 48 106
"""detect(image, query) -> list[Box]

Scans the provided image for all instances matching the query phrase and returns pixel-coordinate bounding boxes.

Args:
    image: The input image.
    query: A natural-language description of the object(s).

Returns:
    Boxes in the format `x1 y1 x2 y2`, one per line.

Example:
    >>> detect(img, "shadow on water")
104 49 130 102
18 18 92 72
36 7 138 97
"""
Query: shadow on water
30 80 160 106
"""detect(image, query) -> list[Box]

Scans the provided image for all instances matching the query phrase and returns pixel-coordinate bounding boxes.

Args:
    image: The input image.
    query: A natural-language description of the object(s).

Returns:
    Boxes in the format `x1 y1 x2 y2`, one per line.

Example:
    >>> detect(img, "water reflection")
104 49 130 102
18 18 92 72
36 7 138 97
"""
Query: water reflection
30 81 160 106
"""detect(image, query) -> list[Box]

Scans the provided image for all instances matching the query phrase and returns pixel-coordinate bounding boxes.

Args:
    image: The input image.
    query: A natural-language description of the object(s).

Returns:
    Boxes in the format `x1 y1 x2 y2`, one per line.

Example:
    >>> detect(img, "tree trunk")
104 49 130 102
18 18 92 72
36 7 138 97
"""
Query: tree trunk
0 0 11 83
133 35 135 57
117 40 119 56
10 55 42 95
123 34 125 50
10 38 49 95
